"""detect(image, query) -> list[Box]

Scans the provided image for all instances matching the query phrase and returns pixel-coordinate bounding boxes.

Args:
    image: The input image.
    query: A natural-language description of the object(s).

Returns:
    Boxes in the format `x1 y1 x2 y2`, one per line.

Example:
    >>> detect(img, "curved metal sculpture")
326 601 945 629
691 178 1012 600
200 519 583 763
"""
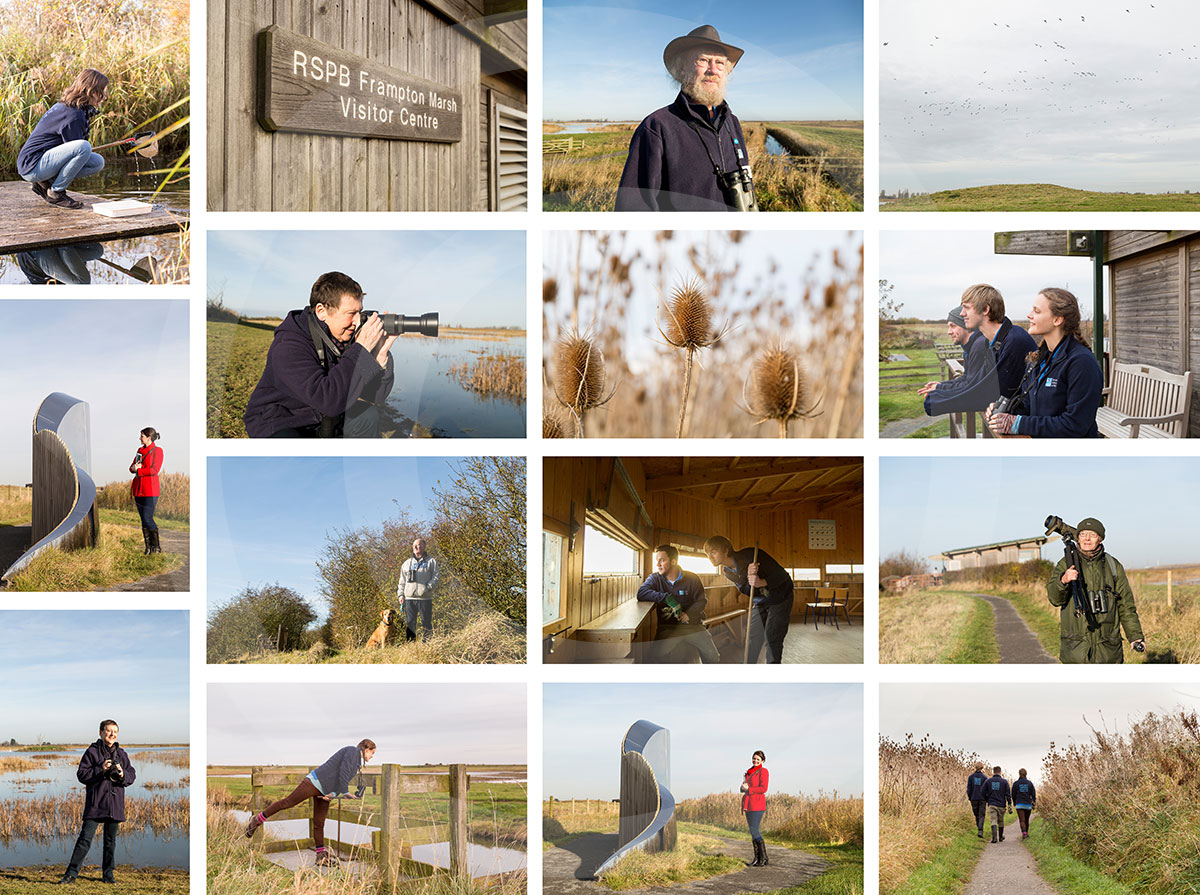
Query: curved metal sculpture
595 720 677 877
1 393 98 583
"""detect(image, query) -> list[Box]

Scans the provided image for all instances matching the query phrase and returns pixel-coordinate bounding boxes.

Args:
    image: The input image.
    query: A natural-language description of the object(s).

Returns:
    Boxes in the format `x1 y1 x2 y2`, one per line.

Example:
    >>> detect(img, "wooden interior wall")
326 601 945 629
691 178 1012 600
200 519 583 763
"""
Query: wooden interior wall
209 0 481 211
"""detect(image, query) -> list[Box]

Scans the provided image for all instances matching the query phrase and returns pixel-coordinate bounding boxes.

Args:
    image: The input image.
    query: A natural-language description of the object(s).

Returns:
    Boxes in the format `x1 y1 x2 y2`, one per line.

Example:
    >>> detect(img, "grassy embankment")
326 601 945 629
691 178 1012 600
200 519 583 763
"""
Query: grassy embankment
881 183 1200 212
0 867 189 894
764 121 864 206
879 590 1000 664
0 481 188 591
541 122 860 211
545 791 863 893
228 613 524 665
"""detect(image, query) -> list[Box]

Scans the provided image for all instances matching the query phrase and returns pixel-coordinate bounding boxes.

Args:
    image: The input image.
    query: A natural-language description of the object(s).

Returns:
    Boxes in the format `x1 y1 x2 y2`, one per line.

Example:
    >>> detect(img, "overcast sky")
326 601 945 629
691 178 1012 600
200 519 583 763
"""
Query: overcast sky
544 1 863 120
0 611 188 744
880 230 1099 322
207 456 461 619
881 457 1200 569
207 230 525 327
544 684 862 799
0 300 189 486
882 684 1200 784
881 0 1200 193
208 684 525 766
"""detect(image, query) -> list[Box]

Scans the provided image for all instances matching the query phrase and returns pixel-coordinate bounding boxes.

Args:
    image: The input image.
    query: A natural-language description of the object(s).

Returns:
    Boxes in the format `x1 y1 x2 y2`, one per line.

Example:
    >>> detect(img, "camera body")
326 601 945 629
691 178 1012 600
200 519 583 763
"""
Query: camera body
359 311 439 338
105 761 124 784
718 166 759 212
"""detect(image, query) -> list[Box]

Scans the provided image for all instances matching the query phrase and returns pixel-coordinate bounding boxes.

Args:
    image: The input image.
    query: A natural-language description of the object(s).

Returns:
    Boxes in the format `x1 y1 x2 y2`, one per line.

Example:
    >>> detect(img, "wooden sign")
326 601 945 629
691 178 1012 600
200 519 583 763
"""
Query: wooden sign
994 230 1094 256
256 25 463 143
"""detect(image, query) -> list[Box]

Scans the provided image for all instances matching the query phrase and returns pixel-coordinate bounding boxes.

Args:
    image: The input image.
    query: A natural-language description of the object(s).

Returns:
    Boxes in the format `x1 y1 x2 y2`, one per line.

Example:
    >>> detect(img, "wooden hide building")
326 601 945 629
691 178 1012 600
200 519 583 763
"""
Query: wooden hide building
208 0 528 211
543 457 864 663
936 537 1050 571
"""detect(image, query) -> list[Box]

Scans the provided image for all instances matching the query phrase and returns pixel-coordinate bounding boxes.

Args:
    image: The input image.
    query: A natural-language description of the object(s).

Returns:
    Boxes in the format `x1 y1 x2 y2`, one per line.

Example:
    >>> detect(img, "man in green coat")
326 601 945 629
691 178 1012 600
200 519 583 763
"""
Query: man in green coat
1047 517 1146 663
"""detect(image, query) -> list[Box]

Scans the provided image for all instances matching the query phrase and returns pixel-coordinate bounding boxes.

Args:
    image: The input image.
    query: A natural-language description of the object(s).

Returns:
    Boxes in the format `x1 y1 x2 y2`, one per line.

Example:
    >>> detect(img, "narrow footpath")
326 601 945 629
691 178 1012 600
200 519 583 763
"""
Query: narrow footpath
109 529 190 592
973 594 1055 664
964 830 1057 895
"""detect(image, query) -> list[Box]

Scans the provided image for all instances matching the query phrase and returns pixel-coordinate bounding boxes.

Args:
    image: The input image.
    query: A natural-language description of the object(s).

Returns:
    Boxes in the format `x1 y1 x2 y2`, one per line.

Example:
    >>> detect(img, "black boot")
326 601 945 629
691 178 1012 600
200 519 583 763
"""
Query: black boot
142 526 151 555
991 826 998 843
149 529 161 554
760 840 768 866
752 840 764 866
998 824 1005 842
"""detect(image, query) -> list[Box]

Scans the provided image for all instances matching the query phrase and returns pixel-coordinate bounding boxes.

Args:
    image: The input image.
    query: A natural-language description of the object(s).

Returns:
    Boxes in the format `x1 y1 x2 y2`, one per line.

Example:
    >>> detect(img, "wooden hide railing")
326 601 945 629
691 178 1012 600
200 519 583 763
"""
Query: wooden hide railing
245 763 470 883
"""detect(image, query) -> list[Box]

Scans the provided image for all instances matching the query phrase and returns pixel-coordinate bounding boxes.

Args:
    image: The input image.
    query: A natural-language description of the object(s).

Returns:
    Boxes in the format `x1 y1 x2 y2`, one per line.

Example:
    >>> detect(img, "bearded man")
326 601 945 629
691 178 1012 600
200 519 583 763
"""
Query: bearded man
615 25 756 212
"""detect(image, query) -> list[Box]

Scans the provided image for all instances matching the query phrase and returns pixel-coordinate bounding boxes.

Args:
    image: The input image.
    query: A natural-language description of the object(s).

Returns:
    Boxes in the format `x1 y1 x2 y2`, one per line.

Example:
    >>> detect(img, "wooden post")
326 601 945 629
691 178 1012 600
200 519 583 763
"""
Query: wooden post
571 798 575 815
547 796 553 818
1168 569 1174 610
378 763 403 888
250 767 264 847
448 764 468 879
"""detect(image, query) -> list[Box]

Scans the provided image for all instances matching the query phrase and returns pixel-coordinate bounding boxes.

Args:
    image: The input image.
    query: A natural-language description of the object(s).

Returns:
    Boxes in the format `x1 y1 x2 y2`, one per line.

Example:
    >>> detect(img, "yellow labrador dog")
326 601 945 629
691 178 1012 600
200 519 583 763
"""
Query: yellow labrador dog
365 609 397 649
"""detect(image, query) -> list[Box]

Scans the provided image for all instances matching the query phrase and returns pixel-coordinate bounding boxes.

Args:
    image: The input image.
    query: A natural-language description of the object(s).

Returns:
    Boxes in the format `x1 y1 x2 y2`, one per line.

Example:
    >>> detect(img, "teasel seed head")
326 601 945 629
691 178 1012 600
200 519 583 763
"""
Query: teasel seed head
543 404 570 438
745 343 822 436
553 329 612 419
660 278 717 350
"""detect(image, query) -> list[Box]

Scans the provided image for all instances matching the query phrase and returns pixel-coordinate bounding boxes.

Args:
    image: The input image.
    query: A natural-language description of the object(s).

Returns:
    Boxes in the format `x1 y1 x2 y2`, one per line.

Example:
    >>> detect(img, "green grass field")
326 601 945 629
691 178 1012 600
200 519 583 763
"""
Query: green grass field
768 122 864 157
1024 820 1136 895
207 318 278 438
0 867 189 894
881 183 1200 211
880 590 1001 664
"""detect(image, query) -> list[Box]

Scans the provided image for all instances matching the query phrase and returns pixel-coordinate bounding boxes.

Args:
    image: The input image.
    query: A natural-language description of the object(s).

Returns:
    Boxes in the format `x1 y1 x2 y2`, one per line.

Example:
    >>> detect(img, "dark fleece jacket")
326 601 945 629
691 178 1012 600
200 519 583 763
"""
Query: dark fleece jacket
77 739 136 822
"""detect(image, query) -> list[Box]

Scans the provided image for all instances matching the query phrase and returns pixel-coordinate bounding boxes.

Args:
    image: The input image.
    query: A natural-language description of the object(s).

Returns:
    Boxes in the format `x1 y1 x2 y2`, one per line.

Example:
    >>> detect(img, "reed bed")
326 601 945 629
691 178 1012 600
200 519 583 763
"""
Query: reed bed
878 734 982 894
0 1 189 175
95 472 190 523
447 354 526 401
0 486 33 526
0 793 188 841
1037 710 1200 895
543 230 863 437
130 749 188 768
675 790 863 846
742 125 861 212
141 779 188 790
0 757 39 775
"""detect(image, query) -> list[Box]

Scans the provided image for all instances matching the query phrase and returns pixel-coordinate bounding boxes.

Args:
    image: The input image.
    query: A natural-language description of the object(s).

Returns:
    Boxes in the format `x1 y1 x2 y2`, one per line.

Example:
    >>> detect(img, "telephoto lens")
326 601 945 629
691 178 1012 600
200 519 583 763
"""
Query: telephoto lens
361 311 439 337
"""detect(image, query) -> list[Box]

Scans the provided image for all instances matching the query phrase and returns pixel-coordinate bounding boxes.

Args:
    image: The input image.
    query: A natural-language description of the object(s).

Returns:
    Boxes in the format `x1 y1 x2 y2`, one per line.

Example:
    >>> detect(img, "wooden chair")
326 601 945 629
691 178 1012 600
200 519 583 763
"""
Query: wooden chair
829 588 851 629
803 588 835 629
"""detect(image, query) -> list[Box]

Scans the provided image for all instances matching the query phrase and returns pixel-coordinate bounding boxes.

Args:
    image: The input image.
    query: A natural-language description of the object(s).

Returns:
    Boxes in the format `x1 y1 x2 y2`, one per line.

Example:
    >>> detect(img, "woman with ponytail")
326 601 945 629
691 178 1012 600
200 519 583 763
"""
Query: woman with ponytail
985 288 1103 438
129 427 163 554
740 750 769 866
17 69 109 209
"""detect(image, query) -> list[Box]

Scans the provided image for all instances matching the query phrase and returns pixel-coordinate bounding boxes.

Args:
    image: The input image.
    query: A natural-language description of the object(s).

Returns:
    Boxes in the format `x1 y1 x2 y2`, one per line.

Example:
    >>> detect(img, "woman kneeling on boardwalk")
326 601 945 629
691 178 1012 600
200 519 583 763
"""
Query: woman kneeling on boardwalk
741 750 769 866
244 739 376 867
17 69 108 210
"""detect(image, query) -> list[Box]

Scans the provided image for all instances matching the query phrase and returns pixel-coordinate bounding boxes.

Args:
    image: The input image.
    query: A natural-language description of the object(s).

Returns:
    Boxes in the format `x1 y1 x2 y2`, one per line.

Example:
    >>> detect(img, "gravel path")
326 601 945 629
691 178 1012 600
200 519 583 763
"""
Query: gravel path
109 529 190 592
965 830 1057 895
973 594 1055 664
879 415 935 438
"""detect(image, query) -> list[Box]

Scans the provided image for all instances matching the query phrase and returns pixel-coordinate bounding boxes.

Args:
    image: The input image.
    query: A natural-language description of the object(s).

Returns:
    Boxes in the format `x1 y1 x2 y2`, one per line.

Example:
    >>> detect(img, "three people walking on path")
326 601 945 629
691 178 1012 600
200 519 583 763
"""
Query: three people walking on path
966 765 1036 843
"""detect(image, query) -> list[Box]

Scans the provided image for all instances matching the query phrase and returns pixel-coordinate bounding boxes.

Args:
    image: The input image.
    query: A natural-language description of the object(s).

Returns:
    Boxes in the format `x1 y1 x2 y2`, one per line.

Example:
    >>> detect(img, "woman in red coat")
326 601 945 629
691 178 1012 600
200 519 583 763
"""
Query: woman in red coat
129 427 163 554
741 750 769 866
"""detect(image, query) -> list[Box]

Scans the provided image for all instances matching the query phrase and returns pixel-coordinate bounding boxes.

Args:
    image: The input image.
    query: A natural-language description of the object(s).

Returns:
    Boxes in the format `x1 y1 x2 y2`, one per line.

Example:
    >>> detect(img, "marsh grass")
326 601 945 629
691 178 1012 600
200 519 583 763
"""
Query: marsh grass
599 832 743 890
676 791 863 847
447 354 526 401
5 522 183 591
0 1 189 175
96 473 190 522
0 865 189 894
0 793 188 840
130 749 189 769
879 590 1000 664
881 183 1200 212
0 757 39 775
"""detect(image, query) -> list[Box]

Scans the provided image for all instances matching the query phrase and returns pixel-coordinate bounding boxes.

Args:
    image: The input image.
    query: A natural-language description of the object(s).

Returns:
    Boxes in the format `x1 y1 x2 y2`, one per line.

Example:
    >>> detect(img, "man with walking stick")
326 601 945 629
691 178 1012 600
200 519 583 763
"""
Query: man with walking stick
704 536 794 663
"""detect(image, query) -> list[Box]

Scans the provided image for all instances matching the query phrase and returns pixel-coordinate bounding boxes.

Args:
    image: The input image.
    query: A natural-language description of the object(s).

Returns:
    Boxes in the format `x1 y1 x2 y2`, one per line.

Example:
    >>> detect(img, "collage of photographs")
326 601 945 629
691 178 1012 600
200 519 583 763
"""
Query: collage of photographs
0 2 1197 895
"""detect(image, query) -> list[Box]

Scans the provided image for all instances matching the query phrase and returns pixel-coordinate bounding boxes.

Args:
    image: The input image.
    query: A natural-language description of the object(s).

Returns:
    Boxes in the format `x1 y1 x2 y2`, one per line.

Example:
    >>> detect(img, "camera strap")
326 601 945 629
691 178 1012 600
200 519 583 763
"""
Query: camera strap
684 116 730 178
306 311 347 437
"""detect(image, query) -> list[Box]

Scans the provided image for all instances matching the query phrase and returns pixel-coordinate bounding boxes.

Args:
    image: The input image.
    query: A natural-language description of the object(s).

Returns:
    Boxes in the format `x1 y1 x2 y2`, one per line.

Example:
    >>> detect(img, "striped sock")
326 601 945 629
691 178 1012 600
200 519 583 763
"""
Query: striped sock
256 812 266 823
315 846 326 854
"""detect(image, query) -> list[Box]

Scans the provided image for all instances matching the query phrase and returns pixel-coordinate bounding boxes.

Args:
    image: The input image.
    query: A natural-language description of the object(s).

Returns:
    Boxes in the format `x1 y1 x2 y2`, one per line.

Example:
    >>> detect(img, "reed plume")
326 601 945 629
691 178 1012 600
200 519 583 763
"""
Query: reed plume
552 330 614 436
745 343 820 438
658 278 727 437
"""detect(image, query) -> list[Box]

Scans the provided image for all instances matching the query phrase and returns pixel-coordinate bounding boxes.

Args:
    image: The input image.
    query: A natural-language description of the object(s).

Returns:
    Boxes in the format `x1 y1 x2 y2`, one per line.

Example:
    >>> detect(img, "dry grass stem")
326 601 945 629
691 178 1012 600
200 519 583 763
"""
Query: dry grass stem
658 279 728 437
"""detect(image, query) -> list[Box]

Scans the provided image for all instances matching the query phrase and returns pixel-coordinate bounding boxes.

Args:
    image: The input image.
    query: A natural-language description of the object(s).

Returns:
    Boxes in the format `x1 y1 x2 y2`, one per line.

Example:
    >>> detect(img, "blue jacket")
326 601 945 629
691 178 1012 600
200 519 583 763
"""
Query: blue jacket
722 547 793 606
1013 337 1103 438
966 770 988 801
988 318 1038 399
984 774 1011 808
638 568 708 625
924 331 998 415
18 103 97 177
615 92 749 211
243 308 394 437
313 745 363 796
1012 777 1036 808
77 739 136 822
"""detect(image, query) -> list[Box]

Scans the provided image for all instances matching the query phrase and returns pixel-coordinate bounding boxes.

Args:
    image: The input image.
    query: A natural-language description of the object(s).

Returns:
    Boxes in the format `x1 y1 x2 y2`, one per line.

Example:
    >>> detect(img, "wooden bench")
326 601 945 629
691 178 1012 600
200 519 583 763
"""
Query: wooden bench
1097 362 1193 439
702 608 747 651
574 600 655 662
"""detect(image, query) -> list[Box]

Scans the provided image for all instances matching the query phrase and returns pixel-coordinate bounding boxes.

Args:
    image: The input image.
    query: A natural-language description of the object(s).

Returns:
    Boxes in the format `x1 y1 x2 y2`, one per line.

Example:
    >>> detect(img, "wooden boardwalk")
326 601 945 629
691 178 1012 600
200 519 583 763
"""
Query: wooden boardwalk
0 180 186 254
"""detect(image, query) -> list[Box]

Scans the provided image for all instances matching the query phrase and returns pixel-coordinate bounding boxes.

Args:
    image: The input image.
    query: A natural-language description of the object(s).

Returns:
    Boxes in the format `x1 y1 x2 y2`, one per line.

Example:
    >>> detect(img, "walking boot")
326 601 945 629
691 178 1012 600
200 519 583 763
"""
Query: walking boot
150 529 161 554
760 841 769 866
998 825 1005 842
991 826 998 843
244 812 263 838
315 848 339 867
142 526 151 555
747 840 760 866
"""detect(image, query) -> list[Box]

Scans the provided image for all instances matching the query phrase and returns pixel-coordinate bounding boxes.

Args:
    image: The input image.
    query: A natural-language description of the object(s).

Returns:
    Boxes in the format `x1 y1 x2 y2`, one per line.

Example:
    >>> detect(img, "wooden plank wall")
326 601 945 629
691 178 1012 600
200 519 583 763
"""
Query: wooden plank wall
209 0 482 210
32 431 78 545
1113 243 1181 371
1190 240 1200 436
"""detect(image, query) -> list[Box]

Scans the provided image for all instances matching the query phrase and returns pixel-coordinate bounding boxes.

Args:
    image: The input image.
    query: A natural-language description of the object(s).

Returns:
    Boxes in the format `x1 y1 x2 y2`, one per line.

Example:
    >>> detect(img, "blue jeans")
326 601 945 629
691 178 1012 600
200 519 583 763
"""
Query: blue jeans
22 139 104 191
64 818 118 881
135 495 159 531
746 592 794 664
744 809 765 842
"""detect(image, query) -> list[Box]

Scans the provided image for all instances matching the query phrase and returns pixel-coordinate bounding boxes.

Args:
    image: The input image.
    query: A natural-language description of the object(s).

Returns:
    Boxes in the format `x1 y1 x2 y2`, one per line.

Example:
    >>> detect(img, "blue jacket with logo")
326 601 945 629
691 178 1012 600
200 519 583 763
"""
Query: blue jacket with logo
925 331 998 415
1012 776 1036 808
1014 337 1103 438
984 774 1012 808
638 568 708 625
966 770 988 801
989 317 1038 399
616 92 749 211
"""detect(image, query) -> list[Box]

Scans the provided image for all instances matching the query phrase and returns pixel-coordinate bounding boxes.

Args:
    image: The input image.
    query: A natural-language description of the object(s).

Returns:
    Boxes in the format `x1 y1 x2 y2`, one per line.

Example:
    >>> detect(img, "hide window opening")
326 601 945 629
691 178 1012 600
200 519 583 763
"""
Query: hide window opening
582 524 639 576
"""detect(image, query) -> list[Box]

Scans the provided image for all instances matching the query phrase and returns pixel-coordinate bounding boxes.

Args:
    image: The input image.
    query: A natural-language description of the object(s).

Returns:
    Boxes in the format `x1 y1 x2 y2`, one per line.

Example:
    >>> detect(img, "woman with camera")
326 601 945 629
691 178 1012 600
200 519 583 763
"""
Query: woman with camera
130 427 164 555
17 69 109 209
56 720 136 884
984 288 1103 438
740 750 770 867
244 739 376 867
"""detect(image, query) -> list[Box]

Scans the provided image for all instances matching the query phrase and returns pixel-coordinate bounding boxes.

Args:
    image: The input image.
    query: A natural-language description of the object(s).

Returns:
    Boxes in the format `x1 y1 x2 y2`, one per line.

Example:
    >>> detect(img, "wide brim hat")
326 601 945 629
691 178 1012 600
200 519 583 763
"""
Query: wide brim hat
663 25 744 71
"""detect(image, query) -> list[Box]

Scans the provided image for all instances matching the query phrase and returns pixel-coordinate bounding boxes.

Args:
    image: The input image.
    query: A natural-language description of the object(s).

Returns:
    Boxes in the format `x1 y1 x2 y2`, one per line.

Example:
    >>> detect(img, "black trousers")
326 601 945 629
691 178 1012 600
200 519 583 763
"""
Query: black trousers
971 799 986 832
746 593 794 664
65 818 118 881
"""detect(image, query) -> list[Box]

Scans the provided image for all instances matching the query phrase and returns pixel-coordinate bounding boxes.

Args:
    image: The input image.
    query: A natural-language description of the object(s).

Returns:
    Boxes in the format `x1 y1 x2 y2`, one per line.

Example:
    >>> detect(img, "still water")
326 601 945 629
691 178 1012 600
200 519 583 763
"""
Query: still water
385 333 526 438
549 121 635 134
0 158 188 286
0 747 189 868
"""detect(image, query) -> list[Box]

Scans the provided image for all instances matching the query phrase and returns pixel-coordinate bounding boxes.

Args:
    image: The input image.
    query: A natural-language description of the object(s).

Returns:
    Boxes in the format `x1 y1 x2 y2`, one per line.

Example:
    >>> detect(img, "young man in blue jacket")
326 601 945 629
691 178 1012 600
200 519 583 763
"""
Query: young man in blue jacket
57 720 136 884
637 544 720 662
984 766 1012 843
966 762 988 839
242 271 397 438
615 26 752 212
918 306 999 417
959 284 1038 400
